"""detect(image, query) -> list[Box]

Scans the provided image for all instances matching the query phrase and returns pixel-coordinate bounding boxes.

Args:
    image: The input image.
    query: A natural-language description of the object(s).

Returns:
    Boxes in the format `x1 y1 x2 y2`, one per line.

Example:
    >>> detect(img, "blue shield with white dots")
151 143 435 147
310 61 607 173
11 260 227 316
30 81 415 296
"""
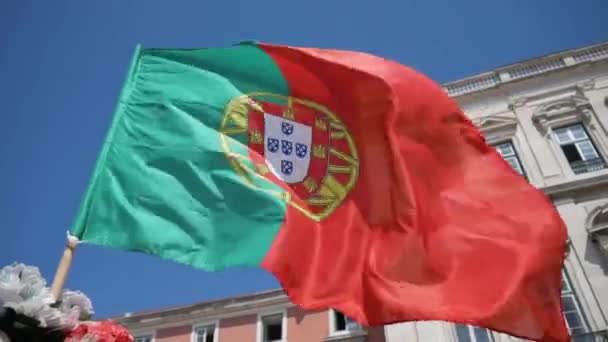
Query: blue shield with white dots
267 138 279 153
281 140 293 155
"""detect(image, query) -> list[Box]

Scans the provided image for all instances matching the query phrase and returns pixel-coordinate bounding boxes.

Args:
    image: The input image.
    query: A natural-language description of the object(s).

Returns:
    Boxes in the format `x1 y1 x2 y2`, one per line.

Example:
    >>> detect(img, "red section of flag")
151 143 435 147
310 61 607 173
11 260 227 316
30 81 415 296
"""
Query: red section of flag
258 44 570 342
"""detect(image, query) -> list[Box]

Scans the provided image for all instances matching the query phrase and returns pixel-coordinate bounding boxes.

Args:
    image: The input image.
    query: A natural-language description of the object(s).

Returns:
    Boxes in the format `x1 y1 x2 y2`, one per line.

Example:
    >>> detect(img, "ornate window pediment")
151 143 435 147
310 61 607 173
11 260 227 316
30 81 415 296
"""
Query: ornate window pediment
472 115 518 141
532 95 592 135
472 115 529 178
586 205 608 257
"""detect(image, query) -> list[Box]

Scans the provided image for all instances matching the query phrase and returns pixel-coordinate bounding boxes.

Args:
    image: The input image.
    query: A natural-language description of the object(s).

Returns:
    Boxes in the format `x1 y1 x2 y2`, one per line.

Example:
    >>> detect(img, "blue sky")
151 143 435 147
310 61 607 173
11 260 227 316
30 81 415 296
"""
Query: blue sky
1 1 606 319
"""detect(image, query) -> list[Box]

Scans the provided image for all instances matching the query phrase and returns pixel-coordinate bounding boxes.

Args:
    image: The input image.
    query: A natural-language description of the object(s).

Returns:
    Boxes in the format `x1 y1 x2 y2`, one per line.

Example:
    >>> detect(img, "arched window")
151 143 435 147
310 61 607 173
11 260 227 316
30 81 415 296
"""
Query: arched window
586 205 608 257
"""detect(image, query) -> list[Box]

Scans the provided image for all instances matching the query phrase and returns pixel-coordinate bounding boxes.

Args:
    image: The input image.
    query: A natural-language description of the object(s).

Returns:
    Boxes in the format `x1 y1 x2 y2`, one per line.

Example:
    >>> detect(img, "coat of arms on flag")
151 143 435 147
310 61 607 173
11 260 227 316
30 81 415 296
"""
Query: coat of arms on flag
220 93 359 221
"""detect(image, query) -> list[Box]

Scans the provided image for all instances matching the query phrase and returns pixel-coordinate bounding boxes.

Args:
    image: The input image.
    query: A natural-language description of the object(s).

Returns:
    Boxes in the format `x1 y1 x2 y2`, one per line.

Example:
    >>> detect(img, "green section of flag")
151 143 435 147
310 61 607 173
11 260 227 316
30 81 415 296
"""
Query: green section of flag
71 44 290 271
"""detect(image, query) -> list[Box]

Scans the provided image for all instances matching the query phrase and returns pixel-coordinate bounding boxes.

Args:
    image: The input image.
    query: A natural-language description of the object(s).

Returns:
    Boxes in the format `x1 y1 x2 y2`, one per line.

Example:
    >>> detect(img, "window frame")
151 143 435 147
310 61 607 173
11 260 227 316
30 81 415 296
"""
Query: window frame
257 309 288 342
191 320 219 342
133 332 156 342
551 123 605 172
327 309 364 336
453 324 494 342
530 94 608 177
471 115 532 182
561 269 589 336
492 140 527 177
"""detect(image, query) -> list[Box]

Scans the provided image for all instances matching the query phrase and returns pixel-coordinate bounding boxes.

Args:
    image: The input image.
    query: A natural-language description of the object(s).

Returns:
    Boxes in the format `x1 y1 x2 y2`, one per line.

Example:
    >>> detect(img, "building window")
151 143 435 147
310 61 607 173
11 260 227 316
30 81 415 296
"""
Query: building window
194 324 217 342
261 313 284 342
553 124 606 174
134 335 154 342
493 141 525 176
561 270 587 336
455 324 493 342
331 310 362 334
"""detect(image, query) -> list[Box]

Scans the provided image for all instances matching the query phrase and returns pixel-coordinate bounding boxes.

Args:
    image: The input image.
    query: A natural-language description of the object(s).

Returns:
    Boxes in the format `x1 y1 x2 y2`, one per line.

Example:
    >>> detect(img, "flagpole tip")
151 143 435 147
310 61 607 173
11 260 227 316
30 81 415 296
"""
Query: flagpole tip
66 231 80 250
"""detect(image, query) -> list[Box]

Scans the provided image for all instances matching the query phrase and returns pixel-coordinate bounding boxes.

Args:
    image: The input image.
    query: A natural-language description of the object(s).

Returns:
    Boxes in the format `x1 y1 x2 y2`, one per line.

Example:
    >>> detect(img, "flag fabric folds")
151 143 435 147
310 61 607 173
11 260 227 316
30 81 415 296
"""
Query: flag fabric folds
70 42 570 341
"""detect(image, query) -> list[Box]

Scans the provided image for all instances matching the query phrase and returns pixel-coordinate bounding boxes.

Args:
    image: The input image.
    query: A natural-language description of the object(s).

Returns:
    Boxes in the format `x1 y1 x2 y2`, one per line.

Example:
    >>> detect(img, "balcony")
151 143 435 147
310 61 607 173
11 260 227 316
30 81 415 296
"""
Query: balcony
571 158 607 175
572 330 608 342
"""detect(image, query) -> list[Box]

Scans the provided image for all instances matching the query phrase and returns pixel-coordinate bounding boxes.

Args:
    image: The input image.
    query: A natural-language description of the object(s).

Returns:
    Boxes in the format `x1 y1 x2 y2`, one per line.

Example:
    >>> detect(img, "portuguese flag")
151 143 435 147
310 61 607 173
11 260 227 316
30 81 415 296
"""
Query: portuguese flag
71 42 569 341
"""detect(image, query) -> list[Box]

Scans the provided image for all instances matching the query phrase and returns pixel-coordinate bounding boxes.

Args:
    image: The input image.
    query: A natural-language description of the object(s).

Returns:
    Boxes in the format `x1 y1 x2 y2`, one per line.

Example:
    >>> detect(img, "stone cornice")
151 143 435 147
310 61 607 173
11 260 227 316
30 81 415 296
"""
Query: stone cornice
442 42 608 97
541 172 608 198
109 289 290 329
122 300 297 332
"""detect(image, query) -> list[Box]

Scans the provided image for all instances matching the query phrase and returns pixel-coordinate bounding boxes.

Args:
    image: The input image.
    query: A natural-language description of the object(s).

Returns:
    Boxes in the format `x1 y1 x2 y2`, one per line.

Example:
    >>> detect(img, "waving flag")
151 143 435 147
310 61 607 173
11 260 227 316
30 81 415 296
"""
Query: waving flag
71 42 570 341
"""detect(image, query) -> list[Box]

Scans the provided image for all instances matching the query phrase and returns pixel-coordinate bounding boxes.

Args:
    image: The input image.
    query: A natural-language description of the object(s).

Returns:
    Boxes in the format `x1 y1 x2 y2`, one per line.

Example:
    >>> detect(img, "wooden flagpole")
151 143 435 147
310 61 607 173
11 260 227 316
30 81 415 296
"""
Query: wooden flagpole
50 233 79 302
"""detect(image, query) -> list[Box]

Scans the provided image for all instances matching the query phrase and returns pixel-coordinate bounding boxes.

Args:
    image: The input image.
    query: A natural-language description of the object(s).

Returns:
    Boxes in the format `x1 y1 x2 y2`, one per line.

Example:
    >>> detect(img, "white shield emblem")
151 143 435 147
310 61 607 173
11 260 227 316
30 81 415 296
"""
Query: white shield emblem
264 113 312 184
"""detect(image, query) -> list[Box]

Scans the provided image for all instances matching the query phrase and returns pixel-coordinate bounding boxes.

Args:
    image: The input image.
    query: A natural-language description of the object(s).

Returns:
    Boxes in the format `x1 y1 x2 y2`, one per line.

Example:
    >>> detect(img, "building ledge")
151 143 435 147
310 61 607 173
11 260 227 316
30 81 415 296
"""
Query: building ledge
540 171 608 198
113 290 291 331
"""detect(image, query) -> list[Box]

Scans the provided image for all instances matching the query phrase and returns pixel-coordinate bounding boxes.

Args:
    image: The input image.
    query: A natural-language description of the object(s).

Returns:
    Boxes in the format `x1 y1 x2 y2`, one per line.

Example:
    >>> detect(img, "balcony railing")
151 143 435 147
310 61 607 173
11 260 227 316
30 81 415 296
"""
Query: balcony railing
571 158 607 175
572 330 608 342
441 42 608 97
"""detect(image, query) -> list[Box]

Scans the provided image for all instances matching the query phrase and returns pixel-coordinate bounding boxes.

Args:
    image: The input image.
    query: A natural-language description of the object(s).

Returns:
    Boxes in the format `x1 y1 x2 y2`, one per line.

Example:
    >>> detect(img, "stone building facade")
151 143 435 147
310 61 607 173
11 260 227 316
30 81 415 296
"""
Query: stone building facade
116 41 608 342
